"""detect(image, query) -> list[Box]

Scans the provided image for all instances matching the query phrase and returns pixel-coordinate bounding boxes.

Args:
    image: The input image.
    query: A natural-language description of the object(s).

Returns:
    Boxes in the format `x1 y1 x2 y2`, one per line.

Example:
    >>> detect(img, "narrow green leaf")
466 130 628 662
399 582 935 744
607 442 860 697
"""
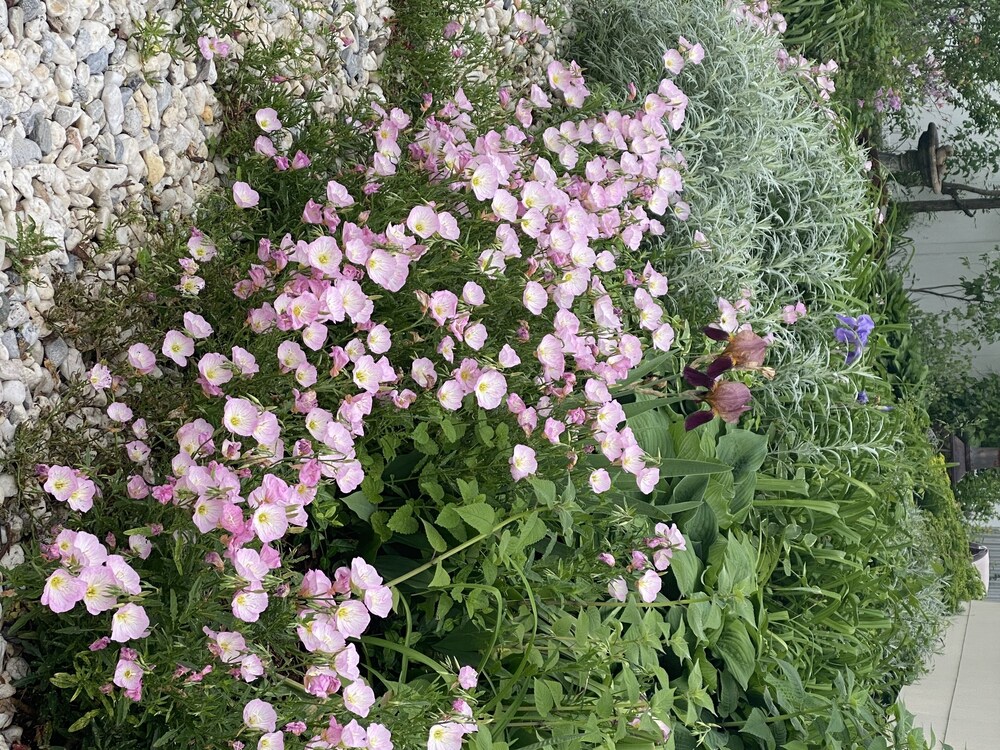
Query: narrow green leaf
422 520 449 553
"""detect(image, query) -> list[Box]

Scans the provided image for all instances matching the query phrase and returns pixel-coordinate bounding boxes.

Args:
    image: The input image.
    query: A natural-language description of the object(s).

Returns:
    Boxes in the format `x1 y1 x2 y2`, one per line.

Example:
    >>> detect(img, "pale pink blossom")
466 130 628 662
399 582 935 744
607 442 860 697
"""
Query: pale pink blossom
41 568 87 613
636 569 662 603
457 666 478 690
510 444 537 481
224 398 260 436
233 182 261 208
255 108 282 132
608 577 628 602
107 402 133 422
244 699 278 732
183 312 214 339
232 588 269 622
589 469 612 493
162 330 195 366
473 369 507 409
111 603 150 642
343 680 376 718
127 343 156 374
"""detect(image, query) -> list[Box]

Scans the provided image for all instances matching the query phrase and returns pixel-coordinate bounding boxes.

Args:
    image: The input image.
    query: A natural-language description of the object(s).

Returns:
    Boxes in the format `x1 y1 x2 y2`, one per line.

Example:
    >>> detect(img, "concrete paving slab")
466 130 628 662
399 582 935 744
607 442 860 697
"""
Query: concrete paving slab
902 601 1000 750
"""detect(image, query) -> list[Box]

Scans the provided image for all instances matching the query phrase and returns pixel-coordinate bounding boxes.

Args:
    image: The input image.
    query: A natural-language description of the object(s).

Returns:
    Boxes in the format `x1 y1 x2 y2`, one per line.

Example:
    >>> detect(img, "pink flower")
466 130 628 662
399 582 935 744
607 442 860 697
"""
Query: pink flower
343 680 376 718
428 723 465 750
589 469 612 494
406 205 439 239
438 380 464 410
438 212 460 240
233 182 261 208
637 466 660 495
244 699 278 732
232 588 269 622
522 281 548 315
364 586 393 617
127 343 156 374
326 180 355 208
411 358 438 389
41 567 87 613
498 344 520 368
350 558 383 591
80 566 119 615
254 135 277 157
367 324 392 354
429 290 458 325
457 666 478 690
662 49 685 75
367 723 393 750
473 369 507 409
470 163 499 201
113 658 144 692
464 323 487 350
652 323 675 351
184 312 214 339
88 363 112 389
162 330 195 366
462 282 485 306
224 397 260 436
252 503 289 543
258 732 285 750
608 577 628 602
335 600 371 639
111 603 150 642
636 569 662 602
107 402 133 422
255 108 282 132
597 552 616 566
509 444 537 481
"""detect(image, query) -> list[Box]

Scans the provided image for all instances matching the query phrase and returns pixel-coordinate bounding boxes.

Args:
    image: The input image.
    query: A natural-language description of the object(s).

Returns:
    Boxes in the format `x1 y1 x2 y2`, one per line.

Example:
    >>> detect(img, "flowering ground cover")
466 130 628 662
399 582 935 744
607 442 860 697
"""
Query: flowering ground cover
1 0 979 748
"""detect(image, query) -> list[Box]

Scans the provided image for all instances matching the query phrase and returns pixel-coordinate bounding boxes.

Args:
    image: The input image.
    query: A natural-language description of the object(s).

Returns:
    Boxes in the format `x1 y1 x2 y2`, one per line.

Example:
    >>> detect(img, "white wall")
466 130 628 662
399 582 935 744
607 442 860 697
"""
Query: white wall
889 101 1000 376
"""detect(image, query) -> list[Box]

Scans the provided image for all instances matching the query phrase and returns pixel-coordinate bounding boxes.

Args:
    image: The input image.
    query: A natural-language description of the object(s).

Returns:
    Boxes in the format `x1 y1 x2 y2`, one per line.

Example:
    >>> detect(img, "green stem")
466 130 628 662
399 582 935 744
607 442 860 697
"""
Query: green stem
385 511 531 588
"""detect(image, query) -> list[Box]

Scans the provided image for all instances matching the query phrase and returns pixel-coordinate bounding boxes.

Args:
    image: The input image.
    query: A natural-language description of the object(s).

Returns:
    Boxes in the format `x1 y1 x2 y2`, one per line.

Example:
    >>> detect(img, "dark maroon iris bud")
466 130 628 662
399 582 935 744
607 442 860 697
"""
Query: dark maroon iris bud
683 410 715 430
684 366 715 389
705 356 733 379
703 325 730 341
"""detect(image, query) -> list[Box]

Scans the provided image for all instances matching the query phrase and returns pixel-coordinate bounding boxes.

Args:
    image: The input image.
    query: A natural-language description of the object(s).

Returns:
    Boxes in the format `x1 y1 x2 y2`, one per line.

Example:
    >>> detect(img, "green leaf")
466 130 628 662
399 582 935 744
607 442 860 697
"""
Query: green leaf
420 479 445 503
456 503 496 535
387 504 420 535
533 677 555 718
342 490 376 521
716 430 769 480
475 725 494 750
529 477 557 506
671 547 702 596
429 563 451 587
741 708 776 750
714 618 756 689
671 474 709 506
437 504 463 529
660 458 732 477
68 709 101 732
152 730 182 748
457 478 481 503
623 396 680 418
516 513 548 551
685 500 719 548
422 520 449 553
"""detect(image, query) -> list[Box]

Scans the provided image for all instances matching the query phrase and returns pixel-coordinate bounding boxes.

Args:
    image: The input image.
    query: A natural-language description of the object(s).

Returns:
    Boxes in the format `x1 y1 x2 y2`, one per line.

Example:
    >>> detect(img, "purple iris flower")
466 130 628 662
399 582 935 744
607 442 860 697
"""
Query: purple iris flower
835 314 875 364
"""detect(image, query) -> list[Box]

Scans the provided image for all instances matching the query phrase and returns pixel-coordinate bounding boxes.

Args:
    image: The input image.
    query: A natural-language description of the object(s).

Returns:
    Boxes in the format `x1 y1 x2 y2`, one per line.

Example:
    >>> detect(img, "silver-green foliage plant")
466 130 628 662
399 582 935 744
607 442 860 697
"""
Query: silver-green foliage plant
566 0 891 470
